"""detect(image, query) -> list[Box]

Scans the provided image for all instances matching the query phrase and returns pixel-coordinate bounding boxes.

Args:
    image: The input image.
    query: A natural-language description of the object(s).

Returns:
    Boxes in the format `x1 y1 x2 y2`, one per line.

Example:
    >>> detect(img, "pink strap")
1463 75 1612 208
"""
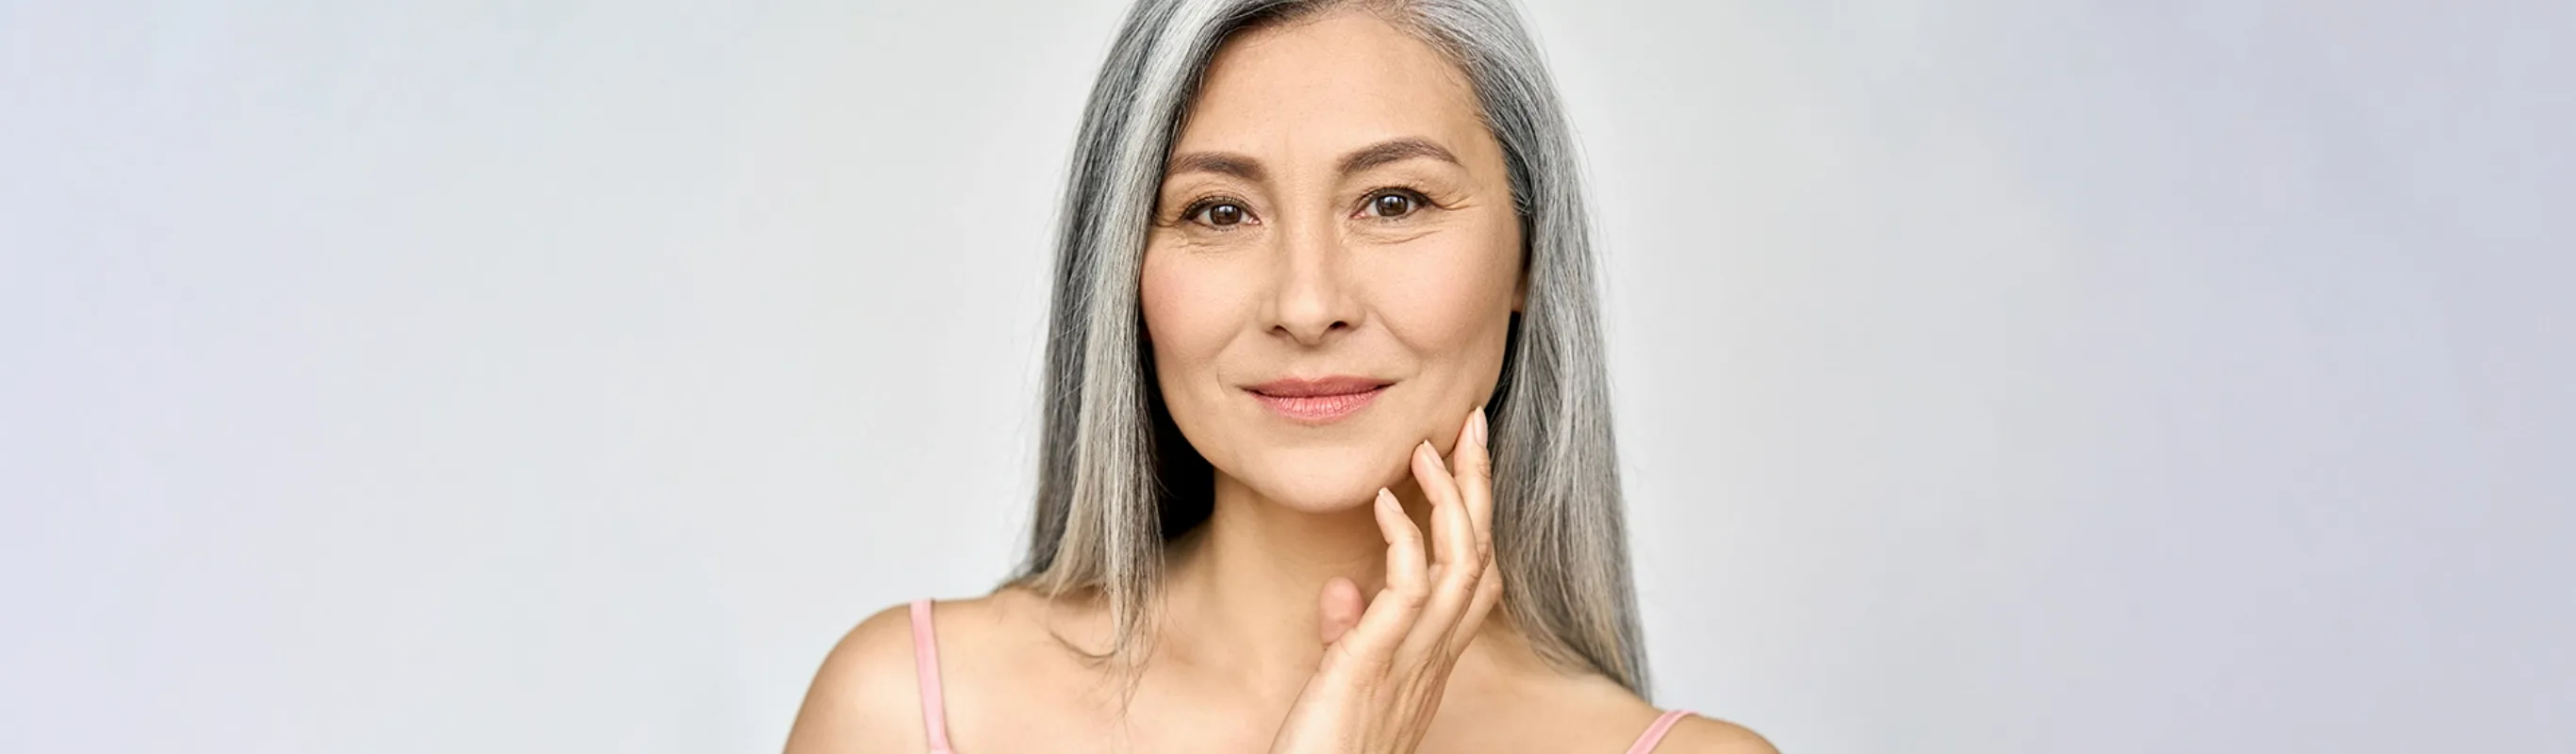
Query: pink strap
1625 709 1694 754
908 599 955 754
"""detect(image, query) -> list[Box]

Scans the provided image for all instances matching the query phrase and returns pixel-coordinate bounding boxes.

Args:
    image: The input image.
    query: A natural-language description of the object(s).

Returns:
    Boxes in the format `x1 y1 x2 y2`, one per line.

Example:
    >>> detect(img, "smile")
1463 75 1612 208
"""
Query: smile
1245 377 1392 424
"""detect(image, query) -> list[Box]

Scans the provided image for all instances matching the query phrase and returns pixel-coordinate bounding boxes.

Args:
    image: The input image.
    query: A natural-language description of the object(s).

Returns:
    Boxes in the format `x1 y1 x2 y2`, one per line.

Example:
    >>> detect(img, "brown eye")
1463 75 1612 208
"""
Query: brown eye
1201 202 1246 226
1367 191 1419 219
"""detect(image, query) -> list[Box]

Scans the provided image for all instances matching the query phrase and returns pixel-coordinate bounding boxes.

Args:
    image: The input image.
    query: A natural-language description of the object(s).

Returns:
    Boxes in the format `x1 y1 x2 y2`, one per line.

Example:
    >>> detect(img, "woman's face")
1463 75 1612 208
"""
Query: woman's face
1141 9 1524 513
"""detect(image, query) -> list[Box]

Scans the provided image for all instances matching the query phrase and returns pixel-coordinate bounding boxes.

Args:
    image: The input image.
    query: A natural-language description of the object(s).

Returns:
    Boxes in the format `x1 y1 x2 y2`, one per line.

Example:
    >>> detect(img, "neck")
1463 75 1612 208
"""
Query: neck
1160 470 1435 696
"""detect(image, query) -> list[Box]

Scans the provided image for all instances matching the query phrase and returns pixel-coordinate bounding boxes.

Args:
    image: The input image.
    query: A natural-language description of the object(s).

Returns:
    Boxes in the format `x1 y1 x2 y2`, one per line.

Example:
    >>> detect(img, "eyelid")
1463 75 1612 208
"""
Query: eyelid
1178 194 1260 228
1354 186 1437 219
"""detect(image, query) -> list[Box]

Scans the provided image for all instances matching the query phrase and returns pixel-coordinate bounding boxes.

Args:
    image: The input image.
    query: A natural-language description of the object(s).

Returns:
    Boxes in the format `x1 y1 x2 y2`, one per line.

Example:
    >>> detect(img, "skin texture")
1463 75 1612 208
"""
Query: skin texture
1139 4 1522 516
784 9 1775 754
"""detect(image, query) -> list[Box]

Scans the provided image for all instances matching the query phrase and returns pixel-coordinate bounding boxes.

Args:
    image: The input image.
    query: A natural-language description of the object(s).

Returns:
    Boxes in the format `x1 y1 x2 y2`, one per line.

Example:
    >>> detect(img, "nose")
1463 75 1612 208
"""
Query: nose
1263 221 1361 346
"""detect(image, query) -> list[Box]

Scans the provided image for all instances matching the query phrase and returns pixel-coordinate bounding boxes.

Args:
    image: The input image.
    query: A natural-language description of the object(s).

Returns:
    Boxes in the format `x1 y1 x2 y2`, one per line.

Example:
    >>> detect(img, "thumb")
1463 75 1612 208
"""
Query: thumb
1317 576 1364 646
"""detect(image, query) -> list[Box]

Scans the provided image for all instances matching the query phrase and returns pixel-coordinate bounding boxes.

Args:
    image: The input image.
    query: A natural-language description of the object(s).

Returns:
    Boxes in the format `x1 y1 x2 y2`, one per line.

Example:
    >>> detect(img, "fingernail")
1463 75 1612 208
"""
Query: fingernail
1419 440 1445 470
1377 487 1397 510
1470 407 1489 447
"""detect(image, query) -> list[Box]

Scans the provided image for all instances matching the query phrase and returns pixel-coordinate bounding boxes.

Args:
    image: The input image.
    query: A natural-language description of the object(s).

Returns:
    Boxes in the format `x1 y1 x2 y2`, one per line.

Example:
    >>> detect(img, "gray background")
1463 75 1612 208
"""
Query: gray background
4 1 2569 751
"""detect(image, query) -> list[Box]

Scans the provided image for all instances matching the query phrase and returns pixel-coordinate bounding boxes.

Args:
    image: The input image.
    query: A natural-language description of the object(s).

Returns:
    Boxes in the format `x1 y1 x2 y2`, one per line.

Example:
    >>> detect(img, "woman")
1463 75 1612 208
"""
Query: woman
787 1 1772 751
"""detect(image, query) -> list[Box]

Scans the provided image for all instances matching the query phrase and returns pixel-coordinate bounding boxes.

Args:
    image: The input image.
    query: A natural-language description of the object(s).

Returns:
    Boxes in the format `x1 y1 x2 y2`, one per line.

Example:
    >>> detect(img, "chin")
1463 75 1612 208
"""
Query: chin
1234 442 1413 514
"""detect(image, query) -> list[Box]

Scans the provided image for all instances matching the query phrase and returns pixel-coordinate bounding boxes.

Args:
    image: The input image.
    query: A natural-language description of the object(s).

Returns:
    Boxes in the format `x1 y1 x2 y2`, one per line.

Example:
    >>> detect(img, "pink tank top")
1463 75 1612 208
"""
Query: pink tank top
907 599 1695 753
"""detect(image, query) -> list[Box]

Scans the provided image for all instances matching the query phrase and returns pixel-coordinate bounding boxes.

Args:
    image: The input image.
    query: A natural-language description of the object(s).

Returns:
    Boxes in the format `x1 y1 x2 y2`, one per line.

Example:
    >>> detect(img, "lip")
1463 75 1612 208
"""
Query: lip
1245 376 1393 424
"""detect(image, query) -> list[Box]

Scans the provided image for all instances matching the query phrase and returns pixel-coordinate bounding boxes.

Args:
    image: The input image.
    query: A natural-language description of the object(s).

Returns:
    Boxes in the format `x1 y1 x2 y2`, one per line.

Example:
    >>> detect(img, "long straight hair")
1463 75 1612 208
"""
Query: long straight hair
1008 0 1647 696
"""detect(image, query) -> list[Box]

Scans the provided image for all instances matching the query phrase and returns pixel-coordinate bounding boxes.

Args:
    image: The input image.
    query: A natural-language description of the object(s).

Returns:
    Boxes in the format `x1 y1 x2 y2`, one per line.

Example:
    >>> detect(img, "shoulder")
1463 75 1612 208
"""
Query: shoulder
1452 640 1772 751
1560 683 1777 754
782 601 932 754
1447 643 1775 753
1652 713 1779 754
783 589 1103 754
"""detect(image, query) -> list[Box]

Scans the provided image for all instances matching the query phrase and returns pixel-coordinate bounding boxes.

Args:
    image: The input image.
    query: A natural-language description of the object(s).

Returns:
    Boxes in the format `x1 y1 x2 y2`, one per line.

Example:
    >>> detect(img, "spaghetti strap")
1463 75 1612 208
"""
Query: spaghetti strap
908 598 956 754
1625 709 1694 754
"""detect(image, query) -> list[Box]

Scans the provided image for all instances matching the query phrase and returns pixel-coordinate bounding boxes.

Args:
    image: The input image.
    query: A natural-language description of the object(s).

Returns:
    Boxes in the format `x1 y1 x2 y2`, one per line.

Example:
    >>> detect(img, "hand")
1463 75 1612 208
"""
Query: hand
1268 407 1504 754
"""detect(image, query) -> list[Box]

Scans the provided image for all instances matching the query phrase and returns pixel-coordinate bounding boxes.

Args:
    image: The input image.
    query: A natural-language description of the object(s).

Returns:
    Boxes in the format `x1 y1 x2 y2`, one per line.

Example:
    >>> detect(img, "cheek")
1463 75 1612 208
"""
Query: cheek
1143 248 1281 482
1139 251 1244 416
1372 221 1521 378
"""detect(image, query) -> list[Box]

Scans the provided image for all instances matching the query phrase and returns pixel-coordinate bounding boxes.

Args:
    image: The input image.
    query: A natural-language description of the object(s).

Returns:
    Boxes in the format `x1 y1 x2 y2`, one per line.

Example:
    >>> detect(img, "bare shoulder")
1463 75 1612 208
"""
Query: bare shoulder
783 589 1103 753
1656 714 1780 754
1449 640 1775 754
914 586 1115 730
1435 645 1760 753
782 601 931 754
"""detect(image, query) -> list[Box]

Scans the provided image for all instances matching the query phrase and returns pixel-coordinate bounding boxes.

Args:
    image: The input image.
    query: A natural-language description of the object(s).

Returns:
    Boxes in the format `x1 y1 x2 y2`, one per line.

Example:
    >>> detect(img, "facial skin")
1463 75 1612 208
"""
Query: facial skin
788 10 1780 753
1141 9 1525 514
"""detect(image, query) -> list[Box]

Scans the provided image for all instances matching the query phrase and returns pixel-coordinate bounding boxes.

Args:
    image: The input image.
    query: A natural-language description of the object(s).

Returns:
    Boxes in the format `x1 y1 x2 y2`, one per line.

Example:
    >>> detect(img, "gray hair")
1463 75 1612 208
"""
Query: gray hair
1010 0 1647 696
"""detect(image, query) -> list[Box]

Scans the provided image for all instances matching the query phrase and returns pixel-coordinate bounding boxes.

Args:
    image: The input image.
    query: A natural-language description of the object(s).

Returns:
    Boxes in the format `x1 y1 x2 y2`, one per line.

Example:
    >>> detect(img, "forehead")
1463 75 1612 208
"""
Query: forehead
1176 10 1488 159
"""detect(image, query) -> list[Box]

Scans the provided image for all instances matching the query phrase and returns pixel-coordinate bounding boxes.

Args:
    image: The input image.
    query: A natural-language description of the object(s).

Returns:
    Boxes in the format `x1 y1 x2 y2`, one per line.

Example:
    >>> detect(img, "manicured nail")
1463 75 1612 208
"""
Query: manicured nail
1470 407 1488 447
1377 487 1397 510
1419 440 1445 471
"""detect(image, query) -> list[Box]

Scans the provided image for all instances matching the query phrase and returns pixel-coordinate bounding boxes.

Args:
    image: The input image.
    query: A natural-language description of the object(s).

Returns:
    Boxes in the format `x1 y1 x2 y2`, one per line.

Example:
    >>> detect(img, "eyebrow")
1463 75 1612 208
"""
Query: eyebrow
1336 137 1461 175
1164 152 1266 182
1163 137 1462 183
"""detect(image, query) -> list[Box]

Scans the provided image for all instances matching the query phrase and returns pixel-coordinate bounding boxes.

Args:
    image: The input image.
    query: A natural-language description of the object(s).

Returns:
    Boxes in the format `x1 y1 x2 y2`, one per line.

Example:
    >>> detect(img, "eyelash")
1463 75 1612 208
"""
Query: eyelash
1178 195 1257 229
1358 187 1436 220
1174 186 1440 230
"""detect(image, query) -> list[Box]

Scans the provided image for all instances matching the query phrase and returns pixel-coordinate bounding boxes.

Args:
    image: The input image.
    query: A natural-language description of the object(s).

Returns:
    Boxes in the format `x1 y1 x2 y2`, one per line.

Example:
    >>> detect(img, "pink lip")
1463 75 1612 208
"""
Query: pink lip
1246 376 1393 424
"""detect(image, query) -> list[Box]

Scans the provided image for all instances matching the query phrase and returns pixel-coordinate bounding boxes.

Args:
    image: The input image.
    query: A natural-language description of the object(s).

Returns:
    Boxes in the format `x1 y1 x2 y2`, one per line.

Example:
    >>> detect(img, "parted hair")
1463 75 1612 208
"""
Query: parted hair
1007 0 1648 697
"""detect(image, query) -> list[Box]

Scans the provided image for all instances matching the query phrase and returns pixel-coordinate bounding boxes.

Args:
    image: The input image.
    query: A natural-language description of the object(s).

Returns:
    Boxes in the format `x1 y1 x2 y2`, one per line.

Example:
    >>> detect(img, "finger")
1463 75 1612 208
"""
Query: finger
1375 486 1428 599
1329 488 1430 667
1439 407 1501 653
1317 576 1364 646
1401 440 1483 658
1411 440 1474 578
1450 406 1495 566
1451 549 1505 651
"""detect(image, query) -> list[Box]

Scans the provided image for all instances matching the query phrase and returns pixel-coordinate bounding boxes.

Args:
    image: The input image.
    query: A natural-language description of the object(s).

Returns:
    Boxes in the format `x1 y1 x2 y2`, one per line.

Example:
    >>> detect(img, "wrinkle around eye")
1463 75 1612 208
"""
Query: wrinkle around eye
1348 173 1478 216
1357 188 1434 220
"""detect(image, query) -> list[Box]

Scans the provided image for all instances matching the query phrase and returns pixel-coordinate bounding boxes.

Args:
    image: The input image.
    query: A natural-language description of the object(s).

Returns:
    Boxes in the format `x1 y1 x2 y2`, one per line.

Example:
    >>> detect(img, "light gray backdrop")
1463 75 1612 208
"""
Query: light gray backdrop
4 1 2568 751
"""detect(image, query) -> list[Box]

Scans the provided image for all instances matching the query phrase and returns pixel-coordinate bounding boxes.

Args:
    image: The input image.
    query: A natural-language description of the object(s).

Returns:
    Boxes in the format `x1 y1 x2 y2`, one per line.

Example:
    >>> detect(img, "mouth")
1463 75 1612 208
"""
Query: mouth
1245 376 1393 424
